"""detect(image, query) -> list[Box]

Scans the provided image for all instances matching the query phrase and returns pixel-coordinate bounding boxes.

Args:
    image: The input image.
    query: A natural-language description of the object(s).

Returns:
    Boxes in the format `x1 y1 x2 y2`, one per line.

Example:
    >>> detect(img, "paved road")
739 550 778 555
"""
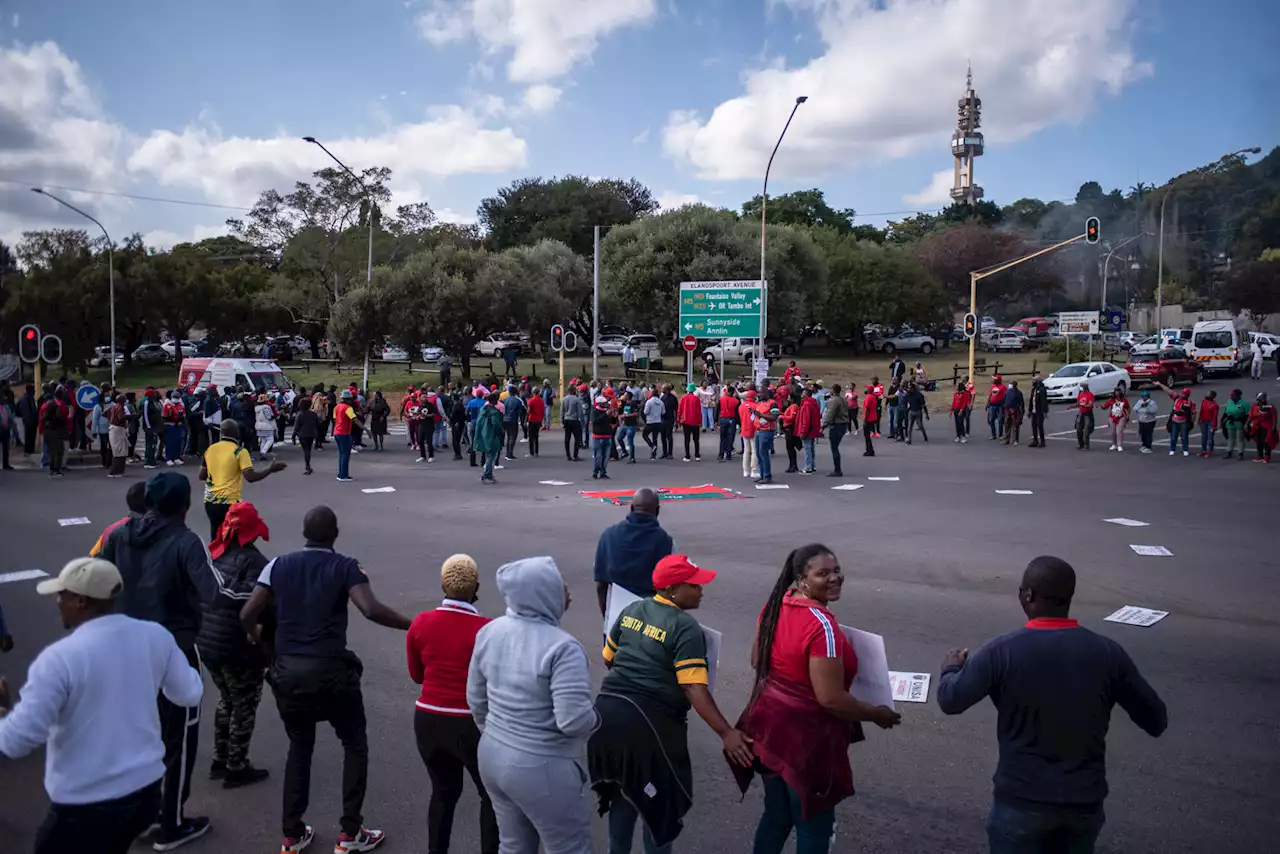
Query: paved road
2 372 1278 853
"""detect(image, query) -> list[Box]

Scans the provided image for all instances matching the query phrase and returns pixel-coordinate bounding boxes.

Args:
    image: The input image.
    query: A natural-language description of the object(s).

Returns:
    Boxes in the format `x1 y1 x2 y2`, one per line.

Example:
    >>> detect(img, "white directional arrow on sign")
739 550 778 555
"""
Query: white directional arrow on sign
752 298 761 305
684 323 693 330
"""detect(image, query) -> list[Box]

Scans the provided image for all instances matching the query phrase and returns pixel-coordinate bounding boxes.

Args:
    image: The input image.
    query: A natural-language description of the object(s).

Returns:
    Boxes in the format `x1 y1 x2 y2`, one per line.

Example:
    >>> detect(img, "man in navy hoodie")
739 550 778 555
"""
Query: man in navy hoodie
937 556 1167 853
592 489 673 618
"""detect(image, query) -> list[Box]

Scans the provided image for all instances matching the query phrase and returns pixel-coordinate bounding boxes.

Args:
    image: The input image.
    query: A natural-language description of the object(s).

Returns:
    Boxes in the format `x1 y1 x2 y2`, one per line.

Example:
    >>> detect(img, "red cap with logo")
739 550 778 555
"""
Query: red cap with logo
652 554 717 589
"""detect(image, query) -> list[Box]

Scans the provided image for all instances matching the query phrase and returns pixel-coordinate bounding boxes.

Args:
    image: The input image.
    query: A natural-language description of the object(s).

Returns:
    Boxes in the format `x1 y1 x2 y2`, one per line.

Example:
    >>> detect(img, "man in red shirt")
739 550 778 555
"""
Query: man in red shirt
406 554 497 854
870 378 885 437
525 389 545 457
332 390 359 481
986 375 1007 441
951 384 973 443
862 387 878 456
738 390 759 478
677 383 702 461
1075 383 1096 450
717 387 738 462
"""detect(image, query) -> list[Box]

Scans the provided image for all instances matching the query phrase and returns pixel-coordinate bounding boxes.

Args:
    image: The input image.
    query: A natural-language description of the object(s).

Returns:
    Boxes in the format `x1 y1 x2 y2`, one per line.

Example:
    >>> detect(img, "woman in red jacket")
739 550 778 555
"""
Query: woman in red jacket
795 390 822 473
732 545 900 853
525 389 545 457
1247 392 1278 462
950 384 973 444
406 554 498 854
677 383 703 461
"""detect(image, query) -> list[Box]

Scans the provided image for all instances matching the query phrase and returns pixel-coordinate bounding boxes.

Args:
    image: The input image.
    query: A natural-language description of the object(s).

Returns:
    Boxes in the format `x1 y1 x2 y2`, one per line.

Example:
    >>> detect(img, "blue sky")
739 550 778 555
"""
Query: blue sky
1 0 1276 249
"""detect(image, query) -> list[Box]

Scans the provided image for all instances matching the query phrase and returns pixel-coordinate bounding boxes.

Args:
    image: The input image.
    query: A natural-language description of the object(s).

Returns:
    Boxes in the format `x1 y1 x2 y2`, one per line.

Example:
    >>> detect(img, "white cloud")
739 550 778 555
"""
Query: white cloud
140 223 229 251
127 104 528 208
664 0 1151 180
632 126 650 144
903 169 954 206
414 0 658 83
437 207 480 225
519 83 562 114
657 190 701 210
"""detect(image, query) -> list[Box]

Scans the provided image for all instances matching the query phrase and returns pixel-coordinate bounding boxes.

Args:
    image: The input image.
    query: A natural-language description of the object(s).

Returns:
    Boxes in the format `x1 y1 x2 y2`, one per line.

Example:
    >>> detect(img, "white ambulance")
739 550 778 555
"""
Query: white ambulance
177 357 293 393
1189 320 1250 376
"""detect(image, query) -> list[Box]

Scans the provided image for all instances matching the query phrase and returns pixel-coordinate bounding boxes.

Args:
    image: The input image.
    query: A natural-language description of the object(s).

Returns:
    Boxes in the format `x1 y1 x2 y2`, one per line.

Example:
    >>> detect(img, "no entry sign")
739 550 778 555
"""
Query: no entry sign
682 334 697 352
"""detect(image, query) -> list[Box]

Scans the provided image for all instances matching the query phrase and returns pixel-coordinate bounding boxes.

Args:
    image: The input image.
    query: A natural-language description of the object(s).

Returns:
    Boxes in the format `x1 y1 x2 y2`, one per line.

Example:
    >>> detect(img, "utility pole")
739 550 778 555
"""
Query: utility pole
759 95 807 380
592 225 600 382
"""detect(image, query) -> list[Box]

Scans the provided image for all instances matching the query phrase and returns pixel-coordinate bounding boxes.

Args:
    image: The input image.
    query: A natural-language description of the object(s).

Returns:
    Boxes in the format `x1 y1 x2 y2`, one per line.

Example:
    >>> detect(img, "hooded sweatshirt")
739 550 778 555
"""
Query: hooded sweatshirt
100 512 223 651
467 557 598 758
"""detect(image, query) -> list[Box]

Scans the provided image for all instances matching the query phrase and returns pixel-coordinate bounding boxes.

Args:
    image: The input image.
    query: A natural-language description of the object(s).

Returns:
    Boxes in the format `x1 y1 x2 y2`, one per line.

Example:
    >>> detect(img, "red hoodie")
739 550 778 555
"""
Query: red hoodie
677 392 702 426
1197 398 1219 425
951 389 972 413
796 396 822 438
527 393 546 425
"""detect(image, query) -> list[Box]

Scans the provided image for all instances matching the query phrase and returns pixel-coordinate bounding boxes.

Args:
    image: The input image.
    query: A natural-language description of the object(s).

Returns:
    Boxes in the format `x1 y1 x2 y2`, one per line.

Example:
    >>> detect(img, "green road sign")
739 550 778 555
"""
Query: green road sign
679 280 764 339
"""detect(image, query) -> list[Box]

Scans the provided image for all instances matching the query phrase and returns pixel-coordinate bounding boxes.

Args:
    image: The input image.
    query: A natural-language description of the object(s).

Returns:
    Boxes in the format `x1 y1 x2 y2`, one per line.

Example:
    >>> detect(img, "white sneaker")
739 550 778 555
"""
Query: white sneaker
416 457 426 462
1141 447 1152 454
954 438 960 443
1169 450 1175 456
166 460 174 467
1108 444 1116 451
281 825 313 853
1117 446 1123 452
961 437 967 444
175 458 185 465
335 827 385 852
1183 451 1189 457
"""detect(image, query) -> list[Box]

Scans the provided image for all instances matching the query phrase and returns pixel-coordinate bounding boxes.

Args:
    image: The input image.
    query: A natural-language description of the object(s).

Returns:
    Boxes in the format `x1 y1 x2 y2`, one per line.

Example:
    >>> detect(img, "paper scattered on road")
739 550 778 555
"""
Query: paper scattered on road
0 569 49 585
58 517 91 527
867 476 900 482
1104 606 1169 627
1130 545 1173 557
1105 518 1150 527
755 484 790 490
841 626 895 711
888 671 932 704
831 484 865 491
361 486 396 494
539 480 573 486
995 489 1034 495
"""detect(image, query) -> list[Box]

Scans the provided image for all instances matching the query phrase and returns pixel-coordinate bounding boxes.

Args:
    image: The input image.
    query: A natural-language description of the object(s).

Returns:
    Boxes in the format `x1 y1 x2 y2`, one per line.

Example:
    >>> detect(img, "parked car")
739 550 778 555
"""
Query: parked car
381 346 410 361
476 333 520 357
875 330 936 355
1011 317 1051 337
420 345 444 363
980 316 997 331
1248 331 1279 359
161 340 199 358
1190 319 1250 376
89 346 124 367
1042 362 1128 402
1116 331 1141 350
132 343 170 365
595 334 628 356
1129 335 1188 356
706 337 756 364
1125 347 1203 388
984 330 1025 352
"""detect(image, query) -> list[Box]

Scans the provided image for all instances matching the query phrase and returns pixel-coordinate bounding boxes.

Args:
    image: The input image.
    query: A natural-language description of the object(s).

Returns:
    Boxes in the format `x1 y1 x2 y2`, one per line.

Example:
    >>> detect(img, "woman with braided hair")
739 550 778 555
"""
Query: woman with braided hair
730 544 900 854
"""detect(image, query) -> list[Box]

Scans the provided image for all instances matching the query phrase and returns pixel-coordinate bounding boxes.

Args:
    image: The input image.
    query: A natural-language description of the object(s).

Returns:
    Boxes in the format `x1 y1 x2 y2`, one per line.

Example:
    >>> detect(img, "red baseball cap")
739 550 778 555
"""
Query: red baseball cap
653 554 716 589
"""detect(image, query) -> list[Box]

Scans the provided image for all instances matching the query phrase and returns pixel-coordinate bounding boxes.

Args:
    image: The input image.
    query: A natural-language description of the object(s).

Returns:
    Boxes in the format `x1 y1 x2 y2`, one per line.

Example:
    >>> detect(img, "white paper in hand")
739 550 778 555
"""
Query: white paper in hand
840 625 895 711
888 671 931 703
603 584 642 637
701 625 722 693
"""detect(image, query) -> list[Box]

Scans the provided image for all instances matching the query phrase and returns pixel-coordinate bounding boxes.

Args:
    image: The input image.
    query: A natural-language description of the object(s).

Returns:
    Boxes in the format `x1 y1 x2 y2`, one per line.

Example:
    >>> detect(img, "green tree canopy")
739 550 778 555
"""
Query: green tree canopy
478 176 657 256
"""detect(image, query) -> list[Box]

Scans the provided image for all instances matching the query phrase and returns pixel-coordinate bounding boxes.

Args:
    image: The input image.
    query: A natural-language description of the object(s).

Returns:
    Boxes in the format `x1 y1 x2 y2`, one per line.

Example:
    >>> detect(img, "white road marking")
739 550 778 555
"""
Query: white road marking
539 480 573 486
831 484 865 491
755 484 790 490
361 486 397 494
0 569 49 585
995 489 1034 495
58 517 91 526
868 476 900 482
1130 545 1173 556
1105 518 1150 527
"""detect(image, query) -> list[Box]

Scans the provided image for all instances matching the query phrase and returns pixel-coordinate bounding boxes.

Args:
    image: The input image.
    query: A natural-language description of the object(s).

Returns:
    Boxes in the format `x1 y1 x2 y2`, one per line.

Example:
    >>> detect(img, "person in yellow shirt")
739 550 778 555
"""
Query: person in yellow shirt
197 421 285 538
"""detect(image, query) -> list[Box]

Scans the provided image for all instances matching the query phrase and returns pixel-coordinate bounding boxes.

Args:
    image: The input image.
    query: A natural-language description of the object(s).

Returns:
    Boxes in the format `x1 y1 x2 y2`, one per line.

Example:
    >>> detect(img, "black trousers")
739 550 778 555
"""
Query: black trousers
642 424 662 453
1031 413 1046 445
660 422 674 457
418 421 435 458
864 425 875 456
272 654 368 839
907 412 927 442
829 423 847 474
1076 411 1095 448
682 424 700 458
23 421 36 454
98 434 111 468
300 437 314 470
158 646 202 832
783 428 799 470
528 423 541 456
413 710 499 854
205 502 231 540
503 420 519 457
34 779 161 854
563 420 582 459
451 422 465 457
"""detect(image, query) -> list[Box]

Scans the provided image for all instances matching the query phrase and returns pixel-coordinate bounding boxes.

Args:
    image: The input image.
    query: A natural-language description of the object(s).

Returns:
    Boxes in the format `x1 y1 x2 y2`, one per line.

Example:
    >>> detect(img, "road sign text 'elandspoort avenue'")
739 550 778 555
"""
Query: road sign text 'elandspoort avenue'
679 280 764 339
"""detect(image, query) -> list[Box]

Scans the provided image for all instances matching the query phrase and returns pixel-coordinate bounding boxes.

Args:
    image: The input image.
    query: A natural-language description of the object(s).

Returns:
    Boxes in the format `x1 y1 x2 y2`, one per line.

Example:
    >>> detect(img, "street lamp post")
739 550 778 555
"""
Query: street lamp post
758 95 807 380
1156 146 1260 334
1102 232 1149 319
32 188 115 385
303 136 375 391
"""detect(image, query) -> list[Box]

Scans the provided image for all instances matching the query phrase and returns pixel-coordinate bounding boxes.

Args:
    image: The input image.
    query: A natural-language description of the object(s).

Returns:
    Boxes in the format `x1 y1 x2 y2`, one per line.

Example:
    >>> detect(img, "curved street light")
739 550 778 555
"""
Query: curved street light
758 95 807 375
303 136 376 390
31 188 115 385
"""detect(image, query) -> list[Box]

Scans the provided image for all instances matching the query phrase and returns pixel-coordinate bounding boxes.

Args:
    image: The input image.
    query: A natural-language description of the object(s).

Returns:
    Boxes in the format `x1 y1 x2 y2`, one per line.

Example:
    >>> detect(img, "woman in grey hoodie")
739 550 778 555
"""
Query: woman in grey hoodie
468 556 599 854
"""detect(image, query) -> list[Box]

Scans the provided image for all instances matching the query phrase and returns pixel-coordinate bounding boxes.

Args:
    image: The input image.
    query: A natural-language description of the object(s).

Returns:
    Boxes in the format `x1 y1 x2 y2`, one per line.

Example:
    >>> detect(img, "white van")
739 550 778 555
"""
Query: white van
1189 320 1249 375
177 357 292 393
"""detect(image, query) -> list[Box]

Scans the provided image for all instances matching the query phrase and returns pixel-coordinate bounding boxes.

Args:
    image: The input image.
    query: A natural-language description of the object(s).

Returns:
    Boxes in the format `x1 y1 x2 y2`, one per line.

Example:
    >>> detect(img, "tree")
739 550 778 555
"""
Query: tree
939 200 1004 227
740 189 856 233
884 212 939 245
1221 260 1280 327
496 241 592 343
601 205 826 339
478 176 657 256
1002 198 1053 231
914 223 1061 311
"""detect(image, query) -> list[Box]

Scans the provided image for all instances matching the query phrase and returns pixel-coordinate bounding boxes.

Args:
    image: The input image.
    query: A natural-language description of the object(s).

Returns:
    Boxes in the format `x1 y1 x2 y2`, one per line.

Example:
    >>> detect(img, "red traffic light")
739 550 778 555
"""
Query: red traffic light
24 328 36 340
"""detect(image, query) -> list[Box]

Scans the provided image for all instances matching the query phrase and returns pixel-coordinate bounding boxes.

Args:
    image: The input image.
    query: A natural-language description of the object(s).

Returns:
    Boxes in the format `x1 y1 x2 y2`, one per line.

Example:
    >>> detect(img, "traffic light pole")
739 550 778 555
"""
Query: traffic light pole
967 232 1089 382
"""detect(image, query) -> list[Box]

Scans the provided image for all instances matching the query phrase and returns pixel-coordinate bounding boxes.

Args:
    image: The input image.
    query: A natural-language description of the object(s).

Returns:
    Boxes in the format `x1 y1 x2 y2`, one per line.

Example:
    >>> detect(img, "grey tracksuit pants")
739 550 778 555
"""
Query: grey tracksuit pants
477 734 593 854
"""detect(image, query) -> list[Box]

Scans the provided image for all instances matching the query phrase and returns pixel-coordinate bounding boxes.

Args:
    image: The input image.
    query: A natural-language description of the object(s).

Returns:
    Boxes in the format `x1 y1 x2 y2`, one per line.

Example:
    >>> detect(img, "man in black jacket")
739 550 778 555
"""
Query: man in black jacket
142 388 163 469
1028 375 1050 448
101 471 225 850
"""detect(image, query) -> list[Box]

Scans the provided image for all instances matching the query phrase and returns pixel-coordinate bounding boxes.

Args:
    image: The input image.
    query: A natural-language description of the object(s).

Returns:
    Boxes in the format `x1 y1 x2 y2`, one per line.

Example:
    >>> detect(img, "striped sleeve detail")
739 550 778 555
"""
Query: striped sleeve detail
808 607 838 657
676 666 709 686
674 658 706 669
602 636 617 664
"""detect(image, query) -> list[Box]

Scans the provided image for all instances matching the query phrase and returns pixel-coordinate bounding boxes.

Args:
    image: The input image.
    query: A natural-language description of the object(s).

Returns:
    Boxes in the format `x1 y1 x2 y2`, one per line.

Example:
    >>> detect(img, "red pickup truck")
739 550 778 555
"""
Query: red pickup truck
1124 347 1203 388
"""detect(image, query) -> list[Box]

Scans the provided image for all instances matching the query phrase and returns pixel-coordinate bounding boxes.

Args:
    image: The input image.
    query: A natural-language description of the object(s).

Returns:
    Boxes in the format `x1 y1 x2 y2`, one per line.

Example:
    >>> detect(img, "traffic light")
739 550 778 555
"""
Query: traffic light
1085 217 1100 244
963 313 977 339
550 324 565 351
41 334 63 365
18 324 40 363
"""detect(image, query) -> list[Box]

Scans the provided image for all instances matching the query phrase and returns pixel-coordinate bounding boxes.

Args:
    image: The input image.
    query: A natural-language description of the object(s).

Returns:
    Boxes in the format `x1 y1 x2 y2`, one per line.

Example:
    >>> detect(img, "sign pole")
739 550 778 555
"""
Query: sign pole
967 271 977 383
558 348 564 416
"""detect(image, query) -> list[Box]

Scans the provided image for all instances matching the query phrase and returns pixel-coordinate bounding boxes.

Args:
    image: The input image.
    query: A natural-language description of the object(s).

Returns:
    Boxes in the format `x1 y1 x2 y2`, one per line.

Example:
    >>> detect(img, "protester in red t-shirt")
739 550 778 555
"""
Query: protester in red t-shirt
986 375 1008 440
862 387 879 456
526 390 545 458
951 386 973 443
1075 384 1096 450
678 383 703 461
1154 383 1195 456
1196 390 1219 457
406 554 498 853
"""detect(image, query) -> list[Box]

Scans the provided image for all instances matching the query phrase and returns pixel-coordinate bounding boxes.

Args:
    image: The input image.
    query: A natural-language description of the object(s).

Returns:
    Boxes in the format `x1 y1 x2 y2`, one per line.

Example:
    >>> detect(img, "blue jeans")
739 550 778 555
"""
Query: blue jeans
719 417 736 459
619 425 637 459
434 421 447 448
335 434 352 478
755 430 775 480
607 797 672 854
828 423 847 473
593 436 611 475
888 406 899 437
986 802 1104 854
702 406 715 431
988 404 1003 438
753 774 835 854
1199 421 1214 453
482 452 495 480
801 437 816 470
1169 421 1189 452
163 424 184 462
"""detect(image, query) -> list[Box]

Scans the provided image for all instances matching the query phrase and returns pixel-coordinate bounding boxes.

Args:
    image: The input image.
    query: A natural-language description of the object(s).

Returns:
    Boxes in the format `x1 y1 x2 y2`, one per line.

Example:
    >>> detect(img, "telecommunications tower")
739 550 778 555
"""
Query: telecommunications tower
950 64 985 204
